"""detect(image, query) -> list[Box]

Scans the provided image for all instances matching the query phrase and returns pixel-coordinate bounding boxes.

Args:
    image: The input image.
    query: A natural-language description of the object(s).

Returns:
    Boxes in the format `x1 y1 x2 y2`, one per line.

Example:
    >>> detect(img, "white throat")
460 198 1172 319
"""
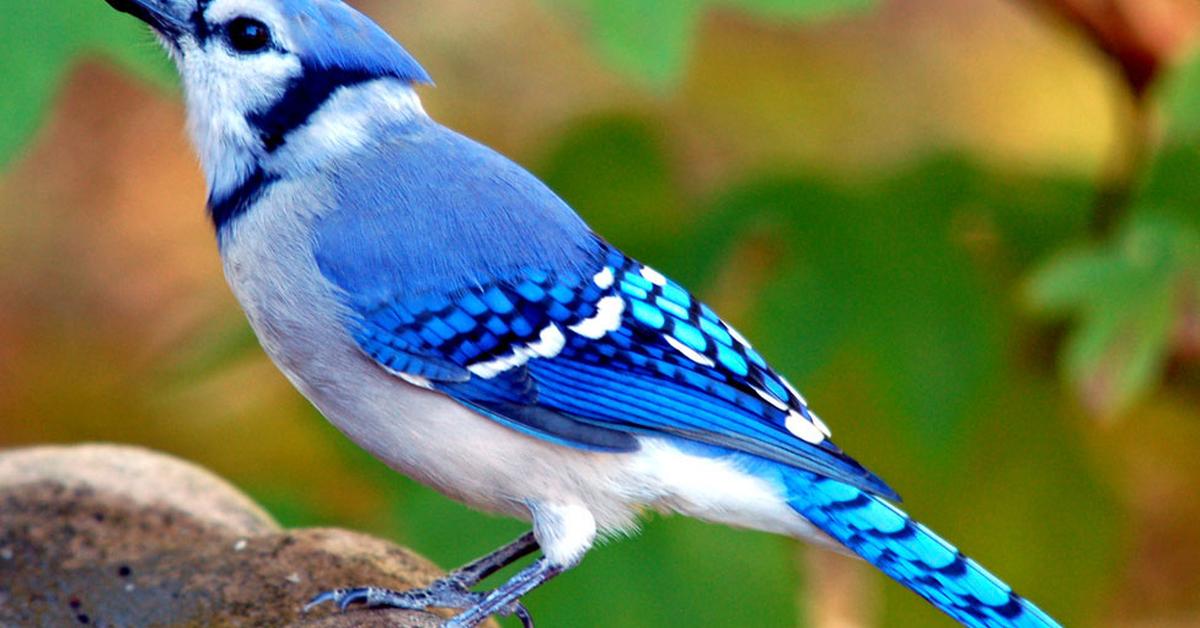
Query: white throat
177 38 301 201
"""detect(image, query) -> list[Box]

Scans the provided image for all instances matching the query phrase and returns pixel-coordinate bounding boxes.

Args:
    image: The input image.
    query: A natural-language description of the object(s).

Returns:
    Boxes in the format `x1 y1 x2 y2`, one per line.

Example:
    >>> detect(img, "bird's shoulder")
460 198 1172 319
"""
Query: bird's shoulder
314 117 603 305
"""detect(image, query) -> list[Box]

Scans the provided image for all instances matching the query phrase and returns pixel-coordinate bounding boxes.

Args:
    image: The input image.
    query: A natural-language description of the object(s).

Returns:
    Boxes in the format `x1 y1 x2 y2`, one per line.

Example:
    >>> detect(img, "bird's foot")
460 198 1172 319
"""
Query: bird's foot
304 577 534 627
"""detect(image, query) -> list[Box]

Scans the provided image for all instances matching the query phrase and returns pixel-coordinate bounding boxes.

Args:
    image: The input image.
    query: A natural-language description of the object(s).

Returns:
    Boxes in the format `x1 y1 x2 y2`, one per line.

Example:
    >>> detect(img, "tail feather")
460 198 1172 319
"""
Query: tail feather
782 470 1060 628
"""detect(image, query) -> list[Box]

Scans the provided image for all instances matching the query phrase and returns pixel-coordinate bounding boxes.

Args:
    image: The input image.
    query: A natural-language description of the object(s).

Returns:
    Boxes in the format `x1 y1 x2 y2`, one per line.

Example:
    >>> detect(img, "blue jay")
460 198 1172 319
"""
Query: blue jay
103 0 1060 626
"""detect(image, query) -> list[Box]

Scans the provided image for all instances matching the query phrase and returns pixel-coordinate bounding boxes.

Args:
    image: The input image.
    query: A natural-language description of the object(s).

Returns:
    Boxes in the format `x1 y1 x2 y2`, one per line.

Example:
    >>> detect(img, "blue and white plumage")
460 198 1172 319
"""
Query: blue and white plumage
104 1 1061 626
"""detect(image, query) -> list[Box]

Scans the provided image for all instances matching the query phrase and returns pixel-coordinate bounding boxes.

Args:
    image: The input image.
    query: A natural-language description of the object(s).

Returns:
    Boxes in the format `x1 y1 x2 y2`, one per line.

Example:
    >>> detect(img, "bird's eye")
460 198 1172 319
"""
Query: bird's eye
226 17 271 53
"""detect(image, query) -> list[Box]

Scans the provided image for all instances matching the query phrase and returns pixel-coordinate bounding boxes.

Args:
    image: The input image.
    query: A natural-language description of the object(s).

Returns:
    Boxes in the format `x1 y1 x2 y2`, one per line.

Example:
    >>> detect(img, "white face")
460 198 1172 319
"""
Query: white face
166 0 303 197
139 0 428 207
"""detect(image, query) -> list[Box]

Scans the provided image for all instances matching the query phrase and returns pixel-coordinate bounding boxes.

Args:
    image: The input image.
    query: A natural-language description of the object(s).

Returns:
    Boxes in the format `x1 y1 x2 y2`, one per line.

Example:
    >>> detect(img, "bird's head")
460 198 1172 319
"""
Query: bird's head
106 0 431 222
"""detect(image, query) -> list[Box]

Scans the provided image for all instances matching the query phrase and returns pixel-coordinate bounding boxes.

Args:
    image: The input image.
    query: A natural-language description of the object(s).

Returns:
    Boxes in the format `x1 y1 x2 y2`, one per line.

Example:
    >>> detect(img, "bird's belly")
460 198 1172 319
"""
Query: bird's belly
291 352 649 528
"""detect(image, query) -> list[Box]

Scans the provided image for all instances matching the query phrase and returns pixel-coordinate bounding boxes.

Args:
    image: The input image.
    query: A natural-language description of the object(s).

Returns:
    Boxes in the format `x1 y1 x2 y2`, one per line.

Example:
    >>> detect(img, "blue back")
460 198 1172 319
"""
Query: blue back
315 119 604 308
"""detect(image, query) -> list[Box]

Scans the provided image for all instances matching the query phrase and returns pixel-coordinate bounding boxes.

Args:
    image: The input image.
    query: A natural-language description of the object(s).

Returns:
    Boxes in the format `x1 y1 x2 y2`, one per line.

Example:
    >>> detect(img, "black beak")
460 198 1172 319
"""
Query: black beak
105 0 187 39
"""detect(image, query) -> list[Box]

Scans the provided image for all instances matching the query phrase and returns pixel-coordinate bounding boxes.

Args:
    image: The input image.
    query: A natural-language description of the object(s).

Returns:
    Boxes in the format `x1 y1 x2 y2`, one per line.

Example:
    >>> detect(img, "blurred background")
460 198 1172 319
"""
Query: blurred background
2 0 1200 625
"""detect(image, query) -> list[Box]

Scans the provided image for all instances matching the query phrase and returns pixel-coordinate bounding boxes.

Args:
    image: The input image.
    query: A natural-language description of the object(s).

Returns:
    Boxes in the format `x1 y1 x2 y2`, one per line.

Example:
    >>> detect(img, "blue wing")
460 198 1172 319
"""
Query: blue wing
321 227 896 498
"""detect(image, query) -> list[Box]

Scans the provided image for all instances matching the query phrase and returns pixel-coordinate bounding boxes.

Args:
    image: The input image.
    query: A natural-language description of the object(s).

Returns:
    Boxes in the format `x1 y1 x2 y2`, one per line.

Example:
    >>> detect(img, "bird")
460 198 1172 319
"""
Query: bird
101 0 1061 626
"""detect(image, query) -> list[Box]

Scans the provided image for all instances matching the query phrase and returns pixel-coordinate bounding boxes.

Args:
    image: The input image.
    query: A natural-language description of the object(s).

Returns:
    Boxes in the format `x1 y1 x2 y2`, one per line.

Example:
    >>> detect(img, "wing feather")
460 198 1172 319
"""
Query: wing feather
323 236 897 498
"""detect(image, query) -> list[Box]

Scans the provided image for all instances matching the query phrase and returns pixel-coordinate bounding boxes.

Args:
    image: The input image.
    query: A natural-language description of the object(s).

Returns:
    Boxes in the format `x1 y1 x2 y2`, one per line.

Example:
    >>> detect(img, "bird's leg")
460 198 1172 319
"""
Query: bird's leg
303 531 540 623
445 557 566 628
444 531 539 588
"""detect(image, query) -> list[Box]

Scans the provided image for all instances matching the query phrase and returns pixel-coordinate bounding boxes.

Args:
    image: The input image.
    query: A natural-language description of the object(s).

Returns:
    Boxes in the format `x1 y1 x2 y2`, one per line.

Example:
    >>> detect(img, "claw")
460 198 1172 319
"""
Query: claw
514 604 534 628
303 587 377 613
302 589 342 613
339 588 369 611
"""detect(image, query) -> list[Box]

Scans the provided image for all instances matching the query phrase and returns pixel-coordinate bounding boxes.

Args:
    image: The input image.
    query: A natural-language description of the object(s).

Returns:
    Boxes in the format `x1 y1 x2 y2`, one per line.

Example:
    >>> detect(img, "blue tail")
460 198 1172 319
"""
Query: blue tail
782 470 1060 628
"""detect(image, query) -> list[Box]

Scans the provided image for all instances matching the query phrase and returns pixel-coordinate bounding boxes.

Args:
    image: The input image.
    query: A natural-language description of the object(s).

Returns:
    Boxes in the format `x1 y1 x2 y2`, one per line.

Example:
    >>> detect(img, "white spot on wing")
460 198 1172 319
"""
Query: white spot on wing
467 324 565 379
593 267 615 289
529 324 566 358
781 377 809 406
640 266 667 286
665 335 715 367
467 353 524 379
569 296 625 339
785 411 826 444
398 373 433 389
810 411 833 438
467 364 492 378
753 386 789 411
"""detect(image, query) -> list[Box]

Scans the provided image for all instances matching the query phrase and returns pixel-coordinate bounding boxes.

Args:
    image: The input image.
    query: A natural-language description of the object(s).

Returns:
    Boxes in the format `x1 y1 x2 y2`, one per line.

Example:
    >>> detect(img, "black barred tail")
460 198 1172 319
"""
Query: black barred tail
782 470 1059 628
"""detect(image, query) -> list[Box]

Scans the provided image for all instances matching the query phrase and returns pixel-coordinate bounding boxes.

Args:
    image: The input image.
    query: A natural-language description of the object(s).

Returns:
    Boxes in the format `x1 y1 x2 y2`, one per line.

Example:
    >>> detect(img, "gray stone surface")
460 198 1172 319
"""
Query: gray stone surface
0 444 471 627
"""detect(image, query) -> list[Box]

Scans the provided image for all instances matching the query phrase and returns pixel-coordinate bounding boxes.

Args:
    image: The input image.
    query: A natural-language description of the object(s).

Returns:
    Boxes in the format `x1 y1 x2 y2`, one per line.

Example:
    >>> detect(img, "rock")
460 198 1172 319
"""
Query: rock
0 444 470 627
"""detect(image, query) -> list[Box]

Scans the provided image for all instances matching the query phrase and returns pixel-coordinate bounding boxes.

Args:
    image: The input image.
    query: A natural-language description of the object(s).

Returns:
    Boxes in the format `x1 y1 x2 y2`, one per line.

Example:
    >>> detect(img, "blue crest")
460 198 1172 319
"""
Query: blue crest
280 0 431 84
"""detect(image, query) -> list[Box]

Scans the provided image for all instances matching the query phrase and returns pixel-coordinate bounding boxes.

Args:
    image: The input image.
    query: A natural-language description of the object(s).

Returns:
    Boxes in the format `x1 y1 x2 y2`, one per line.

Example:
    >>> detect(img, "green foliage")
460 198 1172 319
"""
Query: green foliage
1160 51 1200 140
1022 50 1200 418
537 113 686 259
0 0 174 169
544 0 874 88
1026 214 1199 417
